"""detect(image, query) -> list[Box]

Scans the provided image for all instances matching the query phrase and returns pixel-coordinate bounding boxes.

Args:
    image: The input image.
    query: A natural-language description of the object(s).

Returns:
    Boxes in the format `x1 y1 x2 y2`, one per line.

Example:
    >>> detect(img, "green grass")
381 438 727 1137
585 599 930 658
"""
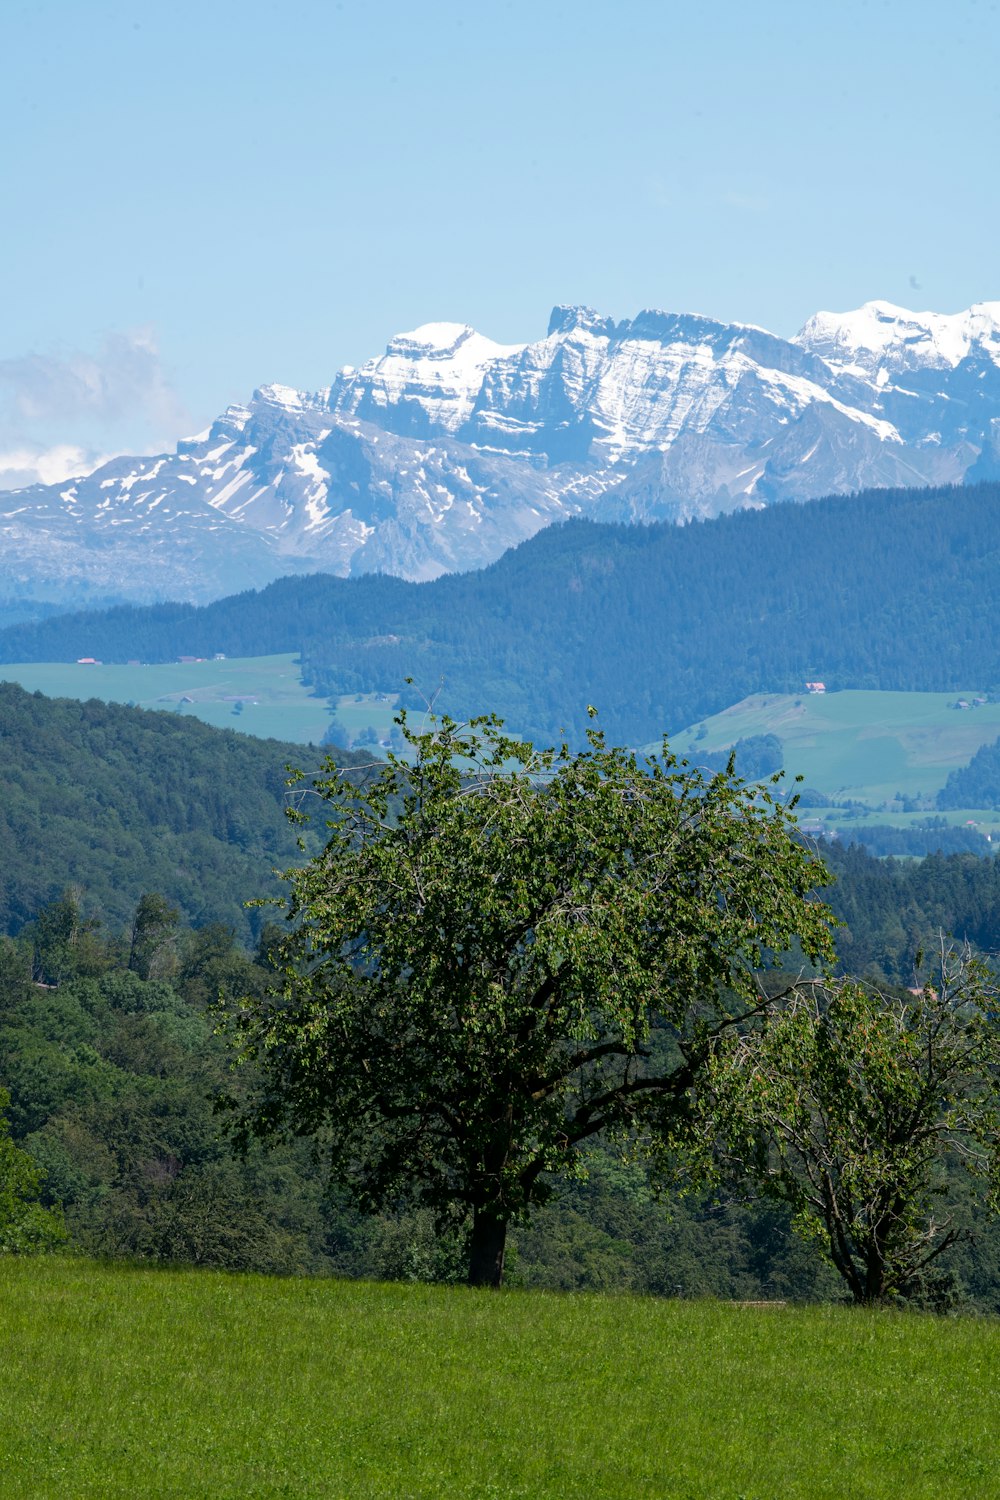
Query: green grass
2 1259 998 1498
0 656 410 753
668 690 1000 822
0 653 504 765
330 690 403 746
0 656 335 745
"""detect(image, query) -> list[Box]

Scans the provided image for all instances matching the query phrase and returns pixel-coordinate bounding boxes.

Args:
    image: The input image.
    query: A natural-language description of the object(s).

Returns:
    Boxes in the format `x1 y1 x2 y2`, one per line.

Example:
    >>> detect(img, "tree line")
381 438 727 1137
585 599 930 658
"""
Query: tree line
3 480 1000 746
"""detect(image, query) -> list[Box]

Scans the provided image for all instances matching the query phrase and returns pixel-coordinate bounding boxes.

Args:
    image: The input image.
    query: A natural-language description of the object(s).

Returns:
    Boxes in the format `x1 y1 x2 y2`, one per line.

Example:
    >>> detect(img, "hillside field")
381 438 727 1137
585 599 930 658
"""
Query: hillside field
6 660 1000 821
0 655 402 750
669 690 1000 835
2 1259 998 1499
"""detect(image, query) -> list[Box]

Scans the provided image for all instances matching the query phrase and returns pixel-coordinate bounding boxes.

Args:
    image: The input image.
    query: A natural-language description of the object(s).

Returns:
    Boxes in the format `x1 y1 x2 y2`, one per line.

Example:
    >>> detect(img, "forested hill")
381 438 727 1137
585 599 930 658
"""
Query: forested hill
938 734 1000 810
4 480 1000 746
0 683 372 939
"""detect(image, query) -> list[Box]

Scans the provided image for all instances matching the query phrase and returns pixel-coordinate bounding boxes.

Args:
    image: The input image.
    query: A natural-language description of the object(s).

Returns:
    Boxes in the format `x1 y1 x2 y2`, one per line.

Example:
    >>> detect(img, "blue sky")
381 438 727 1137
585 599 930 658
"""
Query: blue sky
2 0 998 482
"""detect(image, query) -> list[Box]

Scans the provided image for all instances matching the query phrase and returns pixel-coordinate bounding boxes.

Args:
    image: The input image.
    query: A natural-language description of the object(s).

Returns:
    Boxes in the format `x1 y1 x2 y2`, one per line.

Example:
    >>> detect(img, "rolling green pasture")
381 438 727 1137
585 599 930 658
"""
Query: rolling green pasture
330 689 402 746
0 657 405 752
669 690 1000 831
0 654 330 744
2 1258 998 1499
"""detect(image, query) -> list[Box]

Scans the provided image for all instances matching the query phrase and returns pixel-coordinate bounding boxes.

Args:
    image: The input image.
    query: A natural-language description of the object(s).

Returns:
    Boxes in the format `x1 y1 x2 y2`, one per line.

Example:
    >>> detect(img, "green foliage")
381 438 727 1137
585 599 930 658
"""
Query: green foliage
127 892 180 979
224 710 834 1286
510 1144 839 1301
0 681 373 941
939 732 1000 810
702 950 1000 1304
0 1087 65 1253
0 906 356 1274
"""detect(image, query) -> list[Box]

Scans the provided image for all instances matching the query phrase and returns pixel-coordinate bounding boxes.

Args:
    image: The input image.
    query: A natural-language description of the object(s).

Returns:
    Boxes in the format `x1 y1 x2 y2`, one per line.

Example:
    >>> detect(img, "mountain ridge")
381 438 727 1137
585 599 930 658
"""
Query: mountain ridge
4 299 1000 604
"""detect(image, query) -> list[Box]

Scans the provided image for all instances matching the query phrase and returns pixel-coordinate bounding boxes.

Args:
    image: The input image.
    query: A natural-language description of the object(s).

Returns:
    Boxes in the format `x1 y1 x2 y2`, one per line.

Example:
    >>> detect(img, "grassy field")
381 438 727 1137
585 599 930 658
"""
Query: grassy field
668 690 1000 831
0 656 405 751
329 689 403 747
1 1259 998 1499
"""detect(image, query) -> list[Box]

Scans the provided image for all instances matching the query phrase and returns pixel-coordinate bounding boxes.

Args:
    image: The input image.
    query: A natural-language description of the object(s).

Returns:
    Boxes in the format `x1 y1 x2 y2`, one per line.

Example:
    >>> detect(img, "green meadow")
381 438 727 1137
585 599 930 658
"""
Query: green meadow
0 656 402 750
1 1258 997 1500
669 689 1000 831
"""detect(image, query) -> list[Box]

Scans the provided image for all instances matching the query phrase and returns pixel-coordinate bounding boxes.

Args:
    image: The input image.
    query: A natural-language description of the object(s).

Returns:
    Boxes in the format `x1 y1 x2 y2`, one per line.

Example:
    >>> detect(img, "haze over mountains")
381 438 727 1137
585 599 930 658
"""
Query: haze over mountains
4 299 1000 605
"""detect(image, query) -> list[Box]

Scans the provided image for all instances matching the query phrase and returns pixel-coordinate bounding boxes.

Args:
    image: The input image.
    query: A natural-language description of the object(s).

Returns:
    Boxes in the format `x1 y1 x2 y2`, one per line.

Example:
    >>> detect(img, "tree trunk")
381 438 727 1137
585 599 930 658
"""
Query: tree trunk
468 1208 508 1288
862 1239 887 1305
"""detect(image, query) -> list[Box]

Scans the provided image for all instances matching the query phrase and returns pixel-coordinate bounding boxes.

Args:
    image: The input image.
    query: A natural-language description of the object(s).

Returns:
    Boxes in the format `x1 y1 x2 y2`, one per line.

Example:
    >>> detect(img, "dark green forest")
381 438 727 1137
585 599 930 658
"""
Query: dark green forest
0 683 371 940
820 840 1000 979
3 480 1000 745
938 733 1000 810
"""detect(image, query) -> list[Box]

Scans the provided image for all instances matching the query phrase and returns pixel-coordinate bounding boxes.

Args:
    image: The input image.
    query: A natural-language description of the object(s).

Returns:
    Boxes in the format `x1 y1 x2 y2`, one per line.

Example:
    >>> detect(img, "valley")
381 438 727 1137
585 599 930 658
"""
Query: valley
0 653 331 744
6 647 1000 849
7 5 1000 1495
0 654 407 751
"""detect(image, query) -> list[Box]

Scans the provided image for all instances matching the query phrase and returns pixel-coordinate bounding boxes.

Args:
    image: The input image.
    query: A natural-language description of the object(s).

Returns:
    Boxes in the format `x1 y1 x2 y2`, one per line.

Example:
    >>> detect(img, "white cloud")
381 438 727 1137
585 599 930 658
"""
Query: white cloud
0 328 189 465
0 444 110 491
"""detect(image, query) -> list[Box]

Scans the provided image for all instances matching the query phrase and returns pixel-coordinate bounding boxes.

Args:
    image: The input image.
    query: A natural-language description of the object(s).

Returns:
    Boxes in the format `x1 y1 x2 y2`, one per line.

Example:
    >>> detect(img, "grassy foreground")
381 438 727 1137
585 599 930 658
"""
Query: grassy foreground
1 1260 998 1498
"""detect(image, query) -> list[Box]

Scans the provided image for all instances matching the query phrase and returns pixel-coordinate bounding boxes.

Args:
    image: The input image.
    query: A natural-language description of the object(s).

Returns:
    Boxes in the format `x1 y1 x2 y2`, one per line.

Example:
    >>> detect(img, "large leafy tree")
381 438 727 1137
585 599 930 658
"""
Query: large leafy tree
703 948 1000 1304
224 712 834 1286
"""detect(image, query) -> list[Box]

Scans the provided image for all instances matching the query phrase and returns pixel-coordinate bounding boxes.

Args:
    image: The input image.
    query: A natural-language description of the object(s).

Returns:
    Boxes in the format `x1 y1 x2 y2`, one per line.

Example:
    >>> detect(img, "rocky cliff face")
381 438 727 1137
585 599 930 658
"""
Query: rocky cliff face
4 299 1000 604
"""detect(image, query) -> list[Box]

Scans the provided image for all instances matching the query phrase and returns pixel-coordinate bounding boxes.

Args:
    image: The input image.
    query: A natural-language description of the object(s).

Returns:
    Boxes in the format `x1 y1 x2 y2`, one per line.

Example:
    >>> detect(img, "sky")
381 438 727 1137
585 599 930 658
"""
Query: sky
2 0 999 485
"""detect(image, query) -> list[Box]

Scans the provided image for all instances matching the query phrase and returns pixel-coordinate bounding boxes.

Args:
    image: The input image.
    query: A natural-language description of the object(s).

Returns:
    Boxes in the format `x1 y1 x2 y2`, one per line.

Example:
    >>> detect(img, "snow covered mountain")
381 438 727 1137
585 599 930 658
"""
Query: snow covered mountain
4 299 1000 604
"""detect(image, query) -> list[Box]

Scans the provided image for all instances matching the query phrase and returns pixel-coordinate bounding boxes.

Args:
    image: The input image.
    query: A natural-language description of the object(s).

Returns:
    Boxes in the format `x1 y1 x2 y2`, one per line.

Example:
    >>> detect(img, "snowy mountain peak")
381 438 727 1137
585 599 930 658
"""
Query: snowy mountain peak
254 382 328 412
207 403 253 441
5 297 1000 607
797 300 1000 376
328 321 525 437
547 305 619 339
387 322 478 358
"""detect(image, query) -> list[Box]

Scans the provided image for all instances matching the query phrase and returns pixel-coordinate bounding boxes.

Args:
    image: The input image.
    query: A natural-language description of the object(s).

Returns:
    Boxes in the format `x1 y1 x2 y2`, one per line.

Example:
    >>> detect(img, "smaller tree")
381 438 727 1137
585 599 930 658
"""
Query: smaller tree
702 948 1000 1304
128 893 180 980
321 715 352 749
